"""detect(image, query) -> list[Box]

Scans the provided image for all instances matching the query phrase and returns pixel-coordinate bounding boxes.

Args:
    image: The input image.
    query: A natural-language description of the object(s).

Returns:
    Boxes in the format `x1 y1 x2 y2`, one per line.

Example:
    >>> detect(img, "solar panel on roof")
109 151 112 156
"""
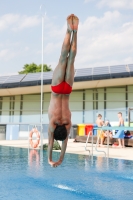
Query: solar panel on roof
75 68 92 77
22 73 41 82
0 76 9 84
4 74 26 83
42 71 53 80
128 64 133 71
0 63 133 88
93 66 109 75
110 65 127 73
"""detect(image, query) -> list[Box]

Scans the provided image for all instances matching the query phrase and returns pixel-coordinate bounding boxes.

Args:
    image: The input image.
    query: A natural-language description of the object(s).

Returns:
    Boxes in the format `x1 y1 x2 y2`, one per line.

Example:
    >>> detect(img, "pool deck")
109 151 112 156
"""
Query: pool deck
0 139 133 160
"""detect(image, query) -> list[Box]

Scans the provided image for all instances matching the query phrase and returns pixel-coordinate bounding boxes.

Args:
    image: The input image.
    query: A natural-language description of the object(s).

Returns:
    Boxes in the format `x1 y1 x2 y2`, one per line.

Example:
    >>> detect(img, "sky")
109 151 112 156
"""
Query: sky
0 0 133 75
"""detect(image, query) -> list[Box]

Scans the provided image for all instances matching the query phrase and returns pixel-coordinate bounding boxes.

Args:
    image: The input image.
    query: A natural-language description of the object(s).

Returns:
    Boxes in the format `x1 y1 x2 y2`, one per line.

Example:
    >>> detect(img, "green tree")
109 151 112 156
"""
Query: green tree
18 63 52 74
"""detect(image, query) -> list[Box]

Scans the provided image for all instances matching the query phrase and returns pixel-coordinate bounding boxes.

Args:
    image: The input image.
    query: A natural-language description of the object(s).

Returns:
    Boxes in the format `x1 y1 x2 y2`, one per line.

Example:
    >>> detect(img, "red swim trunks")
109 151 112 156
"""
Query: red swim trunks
51 81 72 94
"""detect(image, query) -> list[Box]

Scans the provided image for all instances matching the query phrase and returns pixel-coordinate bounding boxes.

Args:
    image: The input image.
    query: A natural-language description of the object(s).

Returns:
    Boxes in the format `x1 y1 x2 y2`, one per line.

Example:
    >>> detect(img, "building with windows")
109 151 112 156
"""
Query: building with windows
0 64 133 139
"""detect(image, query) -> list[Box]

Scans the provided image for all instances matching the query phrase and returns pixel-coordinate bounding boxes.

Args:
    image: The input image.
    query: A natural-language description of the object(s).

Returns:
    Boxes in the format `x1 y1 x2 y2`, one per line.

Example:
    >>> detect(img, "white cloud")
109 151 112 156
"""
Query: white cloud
13 15 40 31
44 42 61 55
0 14 19 31
124 57 133 64
0 14 40 32
33 10 133 69
0 48 19 61
24 46 29 51
98 0 133 9
84 0 94 3
122 22 133 28
0 49 9 58
73 11 133 68
1 10 133 73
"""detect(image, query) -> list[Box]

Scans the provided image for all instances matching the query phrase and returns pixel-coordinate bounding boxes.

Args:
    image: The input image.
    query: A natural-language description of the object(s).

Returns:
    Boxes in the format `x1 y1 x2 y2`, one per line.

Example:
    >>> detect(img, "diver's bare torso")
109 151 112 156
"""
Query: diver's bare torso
48 93 71 131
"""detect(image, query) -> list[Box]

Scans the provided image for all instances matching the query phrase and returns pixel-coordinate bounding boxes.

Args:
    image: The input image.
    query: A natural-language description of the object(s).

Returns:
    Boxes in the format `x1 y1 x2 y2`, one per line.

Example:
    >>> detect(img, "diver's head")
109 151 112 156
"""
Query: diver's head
54 125 67 141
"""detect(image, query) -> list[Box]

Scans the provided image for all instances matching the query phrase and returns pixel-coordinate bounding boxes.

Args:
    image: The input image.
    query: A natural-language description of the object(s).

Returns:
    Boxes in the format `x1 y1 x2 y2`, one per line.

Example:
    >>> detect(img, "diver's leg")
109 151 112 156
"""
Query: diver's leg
65 15 79 86
52 15 74 86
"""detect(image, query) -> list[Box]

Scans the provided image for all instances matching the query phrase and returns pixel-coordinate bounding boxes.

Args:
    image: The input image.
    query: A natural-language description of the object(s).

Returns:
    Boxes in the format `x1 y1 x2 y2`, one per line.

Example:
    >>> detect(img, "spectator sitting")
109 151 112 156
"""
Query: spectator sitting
96 114 112 146
103 119 112 138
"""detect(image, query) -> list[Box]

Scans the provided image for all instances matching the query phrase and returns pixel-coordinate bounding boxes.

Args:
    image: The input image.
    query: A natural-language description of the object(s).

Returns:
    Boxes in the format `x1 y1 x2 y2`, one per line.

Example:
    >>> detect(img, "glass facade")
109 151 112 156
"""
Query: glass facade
0 85 133 125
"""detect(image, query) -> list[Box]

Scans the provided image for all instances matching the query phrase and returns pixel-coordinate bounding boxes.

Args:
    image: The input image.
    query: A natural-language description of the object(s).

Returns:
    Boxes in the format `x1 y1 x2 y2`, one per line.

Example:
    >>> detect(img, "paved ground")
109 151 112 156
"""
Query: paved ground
0 139 133 160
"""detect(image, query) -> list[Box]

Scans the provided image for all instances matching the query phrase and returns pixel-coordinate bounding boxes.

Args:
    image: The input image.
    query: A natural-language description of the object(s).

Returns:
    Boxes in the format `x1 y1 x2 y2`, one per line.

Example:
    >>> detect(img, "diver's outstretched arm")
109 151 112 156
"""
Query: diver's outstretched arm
48 123 71 167
48 136 68 168
48 130 54 165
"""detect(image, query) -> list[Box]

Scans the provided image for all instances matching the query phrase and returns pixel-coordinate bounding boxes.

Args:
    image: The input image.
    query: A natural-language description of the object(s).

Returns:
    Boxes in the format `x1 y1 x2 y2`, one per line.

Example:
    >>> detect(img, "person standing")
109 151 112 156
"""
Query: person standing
113 112 125 148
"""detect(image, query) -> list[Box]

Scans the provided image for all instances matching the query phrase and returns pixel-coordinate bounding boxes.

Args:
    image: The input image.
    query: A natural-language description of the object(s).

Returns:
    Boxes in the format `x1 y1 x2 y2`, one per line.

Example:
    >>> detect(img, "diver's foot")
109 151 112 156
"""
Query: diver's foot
72 15 79 31
67 14 74 32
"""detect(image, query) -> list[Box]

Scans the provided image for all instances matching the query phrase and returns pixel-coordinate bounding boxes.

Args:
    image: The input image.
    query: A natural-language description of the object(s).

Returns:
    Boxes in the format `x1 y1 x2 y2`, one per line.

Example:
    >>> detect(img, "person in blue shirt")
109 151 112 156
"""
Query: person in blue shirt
113 112 125 148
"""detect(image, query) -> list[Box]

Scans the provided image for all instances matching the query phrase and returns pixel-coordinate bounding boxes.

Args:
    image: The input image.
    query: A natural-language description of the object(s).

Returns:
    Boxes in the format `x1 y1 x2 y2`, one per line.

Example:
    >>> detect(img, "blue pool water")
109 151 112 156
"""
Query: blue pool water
0 146 133 200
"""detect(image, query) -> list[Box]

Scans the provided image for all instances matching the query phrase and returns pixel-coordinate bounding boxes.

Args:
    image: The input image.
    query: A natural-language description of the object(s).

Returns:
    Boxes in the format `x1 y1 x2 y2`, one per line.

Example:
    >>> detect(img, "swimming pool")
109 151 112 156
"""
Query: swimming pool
0 146 133 200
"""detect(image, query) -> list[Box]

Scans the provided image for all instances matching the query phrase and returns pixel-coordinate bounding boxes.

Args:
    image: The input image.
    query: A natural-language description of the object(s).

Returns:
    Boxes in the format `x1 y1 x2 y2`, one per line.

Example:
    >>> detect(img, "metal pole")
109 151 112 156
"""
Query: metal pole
40 15 44 150
92 130 93 157
107 131 109 158
128 108 130 127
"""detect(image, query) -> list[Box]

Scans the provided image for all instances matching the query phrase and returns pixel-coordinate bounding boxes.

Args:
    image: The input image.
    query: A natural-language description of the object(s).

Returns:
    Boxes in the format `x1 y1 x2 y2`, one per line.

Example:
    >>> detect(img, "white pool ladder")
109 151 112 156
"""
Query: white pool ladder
85 129 108 157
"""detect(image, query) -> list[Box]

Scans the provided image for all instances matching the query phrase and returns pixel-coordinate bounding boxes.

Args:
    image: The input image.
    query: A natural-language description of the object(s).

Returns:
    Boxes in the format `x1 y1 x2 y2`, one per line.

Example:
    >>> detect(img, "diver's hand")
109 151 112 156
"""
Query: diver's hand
48 160 62 168
48 160 55 167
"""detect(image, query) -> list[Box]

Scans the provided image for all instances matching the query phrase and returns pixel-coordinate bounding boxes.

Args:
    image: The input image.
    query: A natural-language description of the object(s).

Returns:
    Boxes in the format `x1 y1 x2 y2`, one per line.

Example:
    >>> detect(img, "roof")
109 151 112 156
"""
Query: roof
0 64 133 89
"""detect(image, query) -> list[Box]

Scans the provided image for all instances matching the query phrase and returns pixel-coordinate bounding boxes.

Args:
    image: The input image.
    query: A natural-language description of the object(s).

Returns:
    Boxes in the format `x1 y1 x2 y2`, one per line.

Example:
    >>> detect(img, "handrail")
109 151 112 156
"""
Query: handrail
85 131 91 153
85 129 106 157
85 130 106 157
95 126 133 131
